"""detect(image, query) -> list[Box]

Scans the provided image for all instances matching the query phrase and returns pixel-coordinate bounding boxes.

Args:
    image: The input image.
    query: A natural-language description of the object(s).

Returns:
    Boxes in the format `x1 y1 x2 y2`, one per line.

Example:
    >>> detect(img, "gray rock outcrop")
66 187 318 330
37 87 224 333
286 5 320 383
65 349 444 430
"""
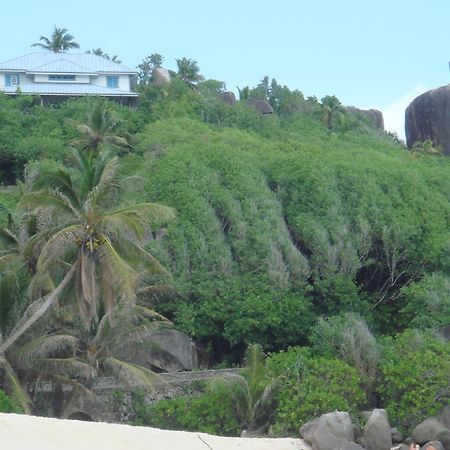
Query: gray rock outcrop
300 411 354 450
246 98 274 114
405 85 450 156
346 106 384 130
363 409 392 450
152 68 171 86
413 418 448 445
117 329 198 373
219 91 237 106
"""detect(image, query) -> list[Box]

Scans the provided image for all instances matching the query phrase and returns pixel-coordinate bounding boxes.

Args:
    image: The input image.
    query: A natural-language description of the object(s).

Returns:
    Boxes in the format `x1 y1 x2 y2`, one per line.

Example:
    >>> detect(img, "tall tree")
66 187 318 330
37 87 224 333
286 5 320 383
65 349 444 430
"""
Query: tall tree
170 57 204 87
86 48 122 64
137 53 164 85
32 27 80 53
68 99 130 152
0 148 175 354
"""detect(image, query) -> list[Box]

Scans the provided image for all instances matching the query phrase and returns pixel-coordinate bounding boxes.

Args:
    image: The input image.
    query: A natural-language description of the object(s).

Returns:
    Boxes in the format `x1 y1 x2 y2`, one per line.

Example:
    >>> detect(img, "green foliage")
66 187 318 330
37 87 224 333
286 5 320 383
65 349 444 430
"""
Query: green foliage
400 273 450 329
133 386 240 436
267 347 365 435
0 388 22 413
378 330 450 432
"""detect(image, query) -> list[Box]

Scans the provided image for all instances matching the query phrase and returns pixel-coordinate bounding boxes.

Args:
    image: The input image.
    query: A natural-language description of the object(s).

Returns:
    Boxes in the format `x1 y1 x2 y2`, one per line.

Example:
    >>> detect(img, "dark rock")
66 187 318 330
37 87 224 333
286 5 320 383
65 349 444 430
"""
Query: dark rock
422 441 446 450
117 329 198 373
363 409 392 450
437 407 450 429
413 418 447 444
336 441 365 450
405 85 450 156
246 98 274 114
152 68 171 86
391 428 404 443
346 106 384 130
300 411 354 450
219 91 237 106
435 430 450 450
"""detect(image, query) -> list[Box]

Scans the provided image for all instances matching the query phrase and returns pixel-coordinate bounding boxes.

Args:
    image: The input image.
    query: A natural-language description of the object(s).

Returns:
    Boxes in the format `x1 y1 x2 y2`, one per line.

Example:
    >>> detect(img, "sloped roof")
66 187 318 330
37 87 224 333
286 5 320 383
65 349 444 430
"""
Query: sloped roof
0 53 137 74
3 83 138 96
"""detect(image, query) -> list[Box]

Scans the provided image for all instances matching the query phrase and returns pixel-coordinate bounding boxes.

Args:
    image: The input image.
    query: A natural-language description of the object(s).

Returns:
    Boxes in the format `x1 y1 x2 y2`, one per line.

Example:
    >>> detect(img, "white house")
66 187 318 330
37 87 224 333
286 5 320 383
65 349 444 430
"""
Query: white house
0 53 139 106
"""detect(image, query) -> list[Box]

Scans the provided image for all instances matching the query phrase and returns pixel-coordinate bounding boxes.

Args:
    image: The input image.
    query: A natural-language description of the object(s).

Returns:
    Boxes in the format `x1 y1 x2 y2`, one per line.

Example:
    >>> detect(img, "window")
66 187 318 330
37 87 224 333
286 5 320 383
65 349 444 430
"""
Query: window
5 74 19 86
106 76 119 88
48 75 76 81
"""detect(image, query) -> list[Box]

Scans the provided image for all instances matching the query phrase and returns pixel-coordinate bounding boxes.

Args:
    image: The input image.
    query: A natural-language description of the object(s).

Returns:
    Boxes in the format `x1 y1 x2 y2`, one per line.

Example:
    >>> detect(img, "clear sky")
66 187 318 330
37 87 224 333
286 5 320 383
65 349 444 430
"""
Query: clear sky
2 0 450 138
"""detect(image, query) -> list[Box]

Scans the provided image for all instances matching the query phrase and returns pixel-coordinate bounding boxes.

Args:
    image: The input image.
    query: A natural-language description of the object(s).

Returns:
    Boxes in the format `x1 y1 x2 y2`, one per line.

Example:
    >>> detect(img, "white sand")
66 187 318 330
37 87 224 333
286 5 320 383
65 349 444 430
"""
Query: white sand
0 413 311 450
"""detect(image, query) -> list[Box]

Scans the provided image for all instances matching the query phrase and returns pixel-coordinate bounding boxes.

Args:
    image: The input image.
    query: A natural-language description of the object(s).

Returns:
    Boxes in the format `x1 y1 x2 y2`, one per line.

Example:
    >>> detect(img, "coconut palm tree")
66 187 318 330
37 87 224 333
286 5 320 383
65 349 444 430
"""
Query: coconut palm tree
169 57 204 87
0 148 175 355
5 300 170 416
32 27 80 53
86 49 122 64
210 344 277 432
68 99 130 153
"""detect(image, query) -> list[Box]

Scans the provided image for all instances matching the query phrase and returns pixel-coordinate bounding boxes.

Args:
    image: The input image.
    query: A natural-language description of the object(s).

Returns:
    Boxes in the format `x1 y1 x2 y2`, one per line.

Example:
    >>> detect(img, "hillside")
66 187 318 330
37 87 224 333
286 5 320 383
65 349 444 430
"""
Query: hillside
0 81 449 435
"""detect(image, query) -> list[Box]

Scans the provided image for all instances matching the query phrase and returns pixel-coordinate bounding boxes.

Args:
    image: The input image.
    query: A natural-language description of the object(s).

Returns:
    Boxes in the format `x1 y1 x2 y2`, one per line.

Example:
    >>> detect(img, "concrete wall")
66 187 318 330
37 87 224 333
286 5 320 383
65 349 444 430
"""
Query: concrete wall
92 74 130 91
33 369 239 423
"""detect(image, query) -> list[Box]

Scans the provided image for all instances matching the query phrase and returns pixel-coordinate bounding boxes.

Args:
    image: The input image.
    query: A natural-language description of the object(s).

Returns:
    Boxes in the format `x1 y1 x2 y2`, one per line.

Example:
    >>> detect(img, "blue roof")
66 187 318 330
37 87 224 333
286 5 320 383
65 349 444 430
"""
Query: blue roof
0 53 137 74
3 83 138 96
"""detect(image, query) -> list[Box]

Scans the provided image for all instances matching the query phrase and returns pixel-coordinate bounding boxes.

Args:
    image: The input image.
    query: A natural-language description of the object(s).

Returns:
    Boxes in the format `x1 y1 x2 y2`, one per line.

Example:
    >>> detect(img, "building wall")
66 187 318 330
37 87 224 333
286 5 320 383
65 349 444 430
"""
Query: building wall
92 74 131 91
34 74 90 83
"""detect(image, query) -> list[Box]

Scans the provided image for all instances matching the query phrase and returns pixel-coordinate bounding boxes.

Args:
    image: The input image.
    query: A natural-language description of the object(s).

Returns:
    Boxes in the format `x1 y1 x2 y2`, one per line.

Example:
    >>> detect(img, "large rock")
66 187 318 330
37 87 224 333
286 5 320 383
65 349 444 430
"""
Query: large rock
300 411 354 450
413 418 448 444
363 409 392 450
219 91 237 106
435 430 450 450
117 329 198 373
405 85 450 156
422 441 446 450
346 106 384 130
246 98 274 114
152 68 171 86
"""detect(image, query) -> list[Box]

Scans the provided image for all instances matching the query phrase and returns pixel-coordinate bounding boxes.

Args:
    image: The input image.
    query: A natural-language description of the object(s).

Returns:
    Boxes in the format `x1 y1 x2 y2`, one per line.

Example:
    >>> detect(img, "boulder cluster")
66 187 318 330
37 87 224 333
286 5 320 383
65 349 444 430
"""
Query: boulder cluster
299 407 450 450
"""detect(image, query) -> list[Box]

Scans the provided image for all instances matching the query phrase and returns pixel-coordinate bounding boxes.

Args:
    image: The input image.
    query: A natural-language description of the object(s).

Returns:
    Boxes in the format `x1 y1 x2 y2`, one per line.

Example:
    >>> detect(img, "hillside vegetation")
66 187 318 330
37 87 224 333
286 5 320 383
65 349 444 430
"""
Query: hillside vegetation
0 75 449 434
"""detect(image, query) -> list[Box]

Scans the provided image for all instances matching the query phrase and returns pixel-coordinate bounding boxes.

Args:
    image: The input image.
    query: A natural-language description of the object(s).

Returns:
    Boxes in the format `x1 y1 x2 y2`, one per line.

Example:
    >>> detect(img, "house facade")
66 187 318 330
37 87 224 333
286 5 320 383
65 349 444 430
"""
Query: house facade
0 53 138 106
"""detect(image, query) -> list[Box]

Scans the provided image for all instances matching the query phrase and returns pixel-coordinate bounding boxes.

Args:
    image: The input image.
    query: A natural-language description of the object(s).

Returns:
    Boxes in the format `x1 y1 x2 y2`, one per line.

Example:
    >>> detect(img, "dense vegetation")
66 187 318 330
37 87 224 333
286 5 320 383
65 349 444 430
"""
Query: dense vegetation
0 64 449 435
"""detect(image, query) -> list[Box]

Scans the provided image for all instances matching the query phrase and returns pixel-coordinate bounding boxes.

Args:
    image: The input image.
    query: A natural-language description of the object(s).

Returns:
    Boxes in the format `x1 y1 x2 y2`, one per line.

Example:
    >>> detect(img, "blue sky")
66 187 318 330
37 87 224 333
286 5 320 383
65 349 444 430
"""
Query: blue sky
2 0 450 138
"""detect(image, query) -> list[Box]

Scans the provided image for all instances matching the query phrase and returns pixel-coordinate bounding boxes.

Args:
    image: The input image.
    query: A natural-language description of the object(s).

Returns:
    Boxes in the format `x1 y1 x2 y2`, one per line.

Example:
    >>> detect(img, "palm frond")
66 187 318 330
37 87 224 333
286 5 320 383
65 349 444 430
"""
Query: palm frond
20 190 82 220
12 335 79 368
101 357 163 391
34 357 97 380
36 224 83 273
0 356 32 413
84 156 120 210
110 238 170 278
97 237 137 302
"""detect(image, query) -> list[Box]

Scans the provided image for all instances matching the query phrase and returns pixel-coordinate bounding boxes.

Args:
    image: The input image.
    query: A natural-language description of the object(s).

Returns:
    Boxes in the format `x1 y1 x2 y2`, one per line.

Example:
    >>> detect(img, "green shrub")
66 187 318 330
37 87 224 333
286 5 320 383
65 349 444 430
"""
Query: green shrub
378 330 450 432
0 389 21 413
133 386 240 436
400 273 450 329
267 347 365 435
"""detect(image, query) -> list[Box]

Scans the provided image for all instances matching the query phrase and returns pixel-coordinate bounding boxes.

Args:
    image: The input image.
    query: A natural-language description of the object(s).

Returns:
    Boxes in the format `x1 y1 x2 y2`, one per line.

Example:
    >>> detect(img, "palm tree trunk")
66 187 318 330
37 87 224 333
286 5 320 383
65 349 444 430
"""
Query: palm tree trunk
0 265 77 355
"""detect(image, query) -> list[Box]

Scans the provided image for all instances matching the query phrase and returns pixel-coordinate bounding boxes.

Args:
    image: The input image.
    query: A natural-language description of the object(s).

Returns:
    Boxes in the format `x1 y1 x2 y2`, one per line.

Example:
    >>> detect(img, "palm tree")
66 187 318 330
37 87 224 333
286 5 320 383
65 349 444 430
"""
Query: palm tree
6 301 170 416
170 57 204 87
86 49 122 64
210 344 277 432
68 100 130 153
32 27 80 53
321 95 345 131
0 148 175 354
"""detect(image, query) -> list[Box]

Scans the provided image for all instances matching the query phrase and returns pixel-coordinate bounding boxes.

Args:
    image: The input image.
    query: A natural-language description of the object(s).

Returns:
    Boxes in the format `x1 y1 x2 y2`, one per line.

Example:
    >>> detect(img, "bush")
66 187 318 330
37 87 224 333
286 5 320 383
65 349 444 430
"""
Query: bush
0 389 21 413
378 330 450 432
267 347 365 435
310 313 380 393
132 385 240 436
